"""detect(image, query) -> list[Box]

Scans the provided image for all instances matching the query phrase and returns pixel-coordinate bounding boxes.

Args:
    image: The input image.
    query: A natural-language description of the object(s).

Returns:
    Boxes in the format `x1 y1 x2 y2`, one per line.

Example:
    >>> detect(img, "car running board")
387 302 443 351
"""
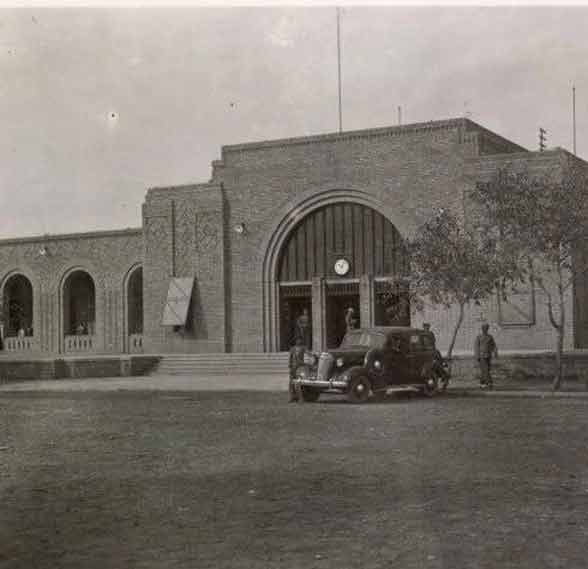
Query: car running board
384 386 421 395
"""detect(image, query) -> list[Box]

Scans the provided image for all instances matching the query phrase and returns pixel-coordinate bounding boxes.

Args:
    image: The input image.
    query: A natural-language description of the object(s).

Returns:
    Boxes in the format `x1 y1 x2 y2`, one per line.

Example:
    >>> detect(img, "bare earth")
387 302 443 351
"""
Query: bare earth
1 390 587 569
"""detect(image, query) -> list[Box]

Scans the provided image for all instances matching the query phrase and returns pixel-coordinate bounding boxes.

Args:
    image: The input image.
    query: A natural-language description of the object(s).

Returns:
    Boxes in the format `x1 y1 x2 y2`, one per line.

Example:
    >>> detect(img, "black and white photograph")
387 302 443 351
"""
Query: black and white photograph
1 1 588 567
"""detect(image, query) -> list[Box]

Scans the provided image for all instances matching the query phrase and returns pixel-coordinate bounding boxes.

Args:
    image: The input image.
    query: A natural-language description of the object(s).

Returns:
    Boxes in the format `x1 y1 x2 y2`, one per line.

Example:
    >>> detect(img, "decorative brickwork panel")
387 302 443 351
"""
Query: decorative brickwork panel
174 204 196 277
196 212 220 254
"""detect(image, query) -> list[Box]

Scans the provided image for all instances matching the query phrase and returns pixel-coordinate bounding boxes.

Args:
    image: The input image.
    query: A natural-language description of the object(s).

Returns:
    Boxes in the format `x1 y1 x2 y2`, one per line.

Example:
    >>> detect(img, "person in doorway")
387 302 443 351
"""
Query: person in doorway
345 307 357 333
474 323 498 389
288 336 306 402
295 308 311 349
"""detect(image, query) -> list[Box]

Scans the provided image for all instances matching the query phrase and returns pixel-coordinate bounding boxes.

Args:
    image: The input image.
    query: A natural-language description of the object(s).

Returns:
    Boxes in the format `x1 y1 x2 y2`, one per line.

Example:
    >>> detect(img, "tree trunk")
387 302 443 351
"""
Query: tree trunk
446 302 465 360
552 329 564 391
551 289 565 392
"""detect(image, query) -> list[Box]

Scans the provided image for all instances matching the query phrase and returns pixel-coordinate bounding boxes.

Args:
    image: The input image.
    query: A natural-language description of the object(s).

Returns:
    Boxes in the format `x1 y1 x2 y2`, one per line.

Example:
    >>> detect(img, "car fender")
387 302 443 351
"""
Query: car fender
364 348 386 379
344 365 368 380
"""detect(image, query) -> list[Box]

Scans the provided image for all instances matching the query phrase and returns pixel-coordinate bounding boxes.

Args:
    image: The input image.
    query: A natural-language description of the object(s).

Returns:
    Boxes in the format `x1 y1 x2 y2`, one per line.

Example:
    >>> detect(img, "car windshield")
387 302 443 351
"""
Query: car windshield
339 331 386 349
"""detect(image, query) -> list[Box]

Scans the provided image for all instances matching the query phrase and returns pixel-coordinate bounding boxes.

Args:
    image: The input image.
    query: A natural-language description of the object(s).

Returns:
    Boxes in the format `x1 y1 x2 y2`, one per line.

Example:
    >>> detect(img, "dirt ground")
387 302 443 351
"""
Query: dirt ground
1 390 588 569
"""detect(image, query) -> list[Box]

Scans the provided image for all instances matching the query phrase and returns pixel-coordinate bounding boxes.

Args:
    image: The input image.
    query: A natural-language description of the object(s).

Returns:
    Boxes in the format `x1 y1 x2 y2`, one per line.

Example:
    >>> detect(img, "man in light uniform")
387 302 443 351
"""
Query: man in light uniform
474 323 498 389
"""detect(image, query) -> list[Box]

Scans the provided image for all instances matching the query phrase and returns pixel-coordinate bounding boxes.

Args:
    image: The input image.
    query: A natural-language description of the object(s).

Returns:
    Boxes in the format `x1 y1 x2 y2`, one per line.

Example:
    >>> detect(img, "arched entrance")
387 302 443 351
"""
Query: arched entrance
273 200 409 351
2 274 34 338
125 266 143 353
62 270 96 351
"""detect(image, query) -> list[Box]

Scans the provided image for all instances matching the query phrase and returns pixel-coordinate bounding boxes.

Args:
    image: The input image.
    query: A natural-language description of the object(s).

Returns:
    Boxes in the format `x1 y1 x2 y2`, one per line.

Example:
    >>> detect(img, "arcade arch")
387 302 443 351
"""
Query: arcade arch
124 265 144 352
2 273 34 337
62 270 96 336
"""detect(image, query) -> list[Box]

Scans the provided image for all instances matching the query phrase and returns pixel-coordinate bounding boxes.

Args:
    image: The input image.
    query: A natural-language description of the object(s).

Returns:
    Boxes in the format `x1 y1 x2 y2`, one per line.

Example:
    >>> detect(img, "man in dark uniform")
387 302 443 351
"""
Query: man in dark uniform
423 323 450 388
474 323 498 389
288 336 306 402
295 308 311 349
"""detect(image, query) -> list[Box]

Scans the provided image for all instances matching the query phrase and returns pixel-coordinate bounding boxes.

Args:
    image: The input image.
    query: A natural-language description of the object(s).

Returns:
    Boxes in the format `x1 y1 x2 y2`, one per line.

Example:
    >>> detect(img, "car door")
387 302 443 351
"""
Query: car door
408 333 426 381
382 334 410 386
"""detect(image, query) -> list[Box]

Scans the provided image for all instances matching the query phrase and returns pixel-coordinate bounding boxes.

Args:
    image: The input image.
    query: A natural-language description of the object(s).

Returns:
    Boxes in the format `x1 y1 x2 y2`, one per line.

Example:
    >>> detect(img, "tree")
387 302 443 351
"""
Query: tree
384 209 506 359
472 158 588 390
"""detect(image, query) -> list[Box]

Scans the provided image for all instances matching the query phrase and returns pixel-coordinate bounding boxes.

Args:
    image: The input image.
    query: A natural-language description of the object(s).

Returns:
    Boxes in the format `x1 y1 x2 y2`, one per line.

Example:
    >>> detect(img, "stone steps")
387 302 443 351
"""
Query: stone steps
150 353 290 376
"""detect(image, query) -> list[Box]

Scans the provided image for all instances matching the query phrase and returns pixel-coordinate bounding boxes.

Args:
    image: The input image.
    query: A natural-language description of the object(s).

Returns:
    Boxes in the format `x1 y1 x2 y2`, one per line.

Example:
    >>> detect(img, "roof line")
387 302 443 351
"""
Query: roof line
221 117 470 153
0 227 142 246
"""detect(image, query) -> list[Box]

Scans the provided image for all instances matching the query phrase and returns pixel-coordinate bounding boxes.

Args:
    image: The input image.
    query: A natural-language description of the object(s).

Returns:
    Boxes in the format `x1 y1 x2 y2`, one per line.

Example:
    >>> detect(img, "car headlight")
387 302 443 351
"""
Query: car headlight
336 357 344 368
373 360 382 371
304 352 317 366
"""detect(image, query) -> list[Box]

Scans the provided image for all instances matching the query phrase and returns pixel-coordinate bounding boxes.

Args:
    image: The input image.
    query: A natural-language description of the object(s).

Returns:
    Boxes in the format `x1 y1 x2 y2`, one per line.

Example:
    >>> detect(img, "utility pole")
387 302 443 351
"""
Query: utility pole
398 106 402 126
539 127 547 152
336 7 342 133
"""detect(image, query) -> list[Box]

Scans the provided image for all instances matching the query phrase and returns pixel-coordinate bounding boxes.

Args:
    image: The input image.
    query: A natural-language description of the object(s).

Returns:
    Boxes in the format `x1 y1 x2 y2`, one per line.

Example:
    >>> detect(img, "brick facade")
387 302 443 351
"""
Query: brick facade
1 117 586 358
0 229 143 356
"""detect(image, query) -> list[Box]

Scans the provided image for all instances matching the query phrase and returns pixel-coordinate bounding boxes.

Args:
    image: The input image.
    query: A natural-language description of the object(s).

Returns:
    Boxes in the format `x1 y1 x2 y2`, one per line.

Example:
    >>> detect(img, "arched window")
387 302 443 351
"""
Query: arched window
63 270 96 336
2 274 34 337
127 267 143 335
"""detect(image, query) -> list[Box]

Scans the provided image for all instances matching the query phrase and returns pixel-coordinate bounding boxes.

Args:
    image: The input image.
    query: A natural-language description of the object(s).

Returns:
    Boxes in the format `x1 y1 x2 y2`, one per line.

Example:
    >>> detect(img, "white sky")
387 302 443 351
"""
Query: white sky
1 4 587 238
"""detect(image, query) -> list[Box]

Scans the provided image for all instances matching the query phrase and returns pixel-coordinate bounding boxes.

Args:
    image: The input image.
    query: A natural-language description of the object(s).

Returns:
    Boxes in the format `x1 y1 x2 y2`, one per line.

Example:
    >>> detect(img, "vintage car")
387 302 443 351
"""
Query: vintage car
293 326 440 403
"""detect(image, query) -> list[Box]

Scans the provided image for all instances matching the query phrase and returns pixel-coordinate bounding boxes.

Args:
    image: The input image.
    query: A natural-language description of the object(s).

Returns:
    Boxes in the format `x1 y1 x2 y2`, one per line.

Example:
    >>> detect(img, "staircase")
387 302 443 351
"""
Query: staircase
150 352 290 376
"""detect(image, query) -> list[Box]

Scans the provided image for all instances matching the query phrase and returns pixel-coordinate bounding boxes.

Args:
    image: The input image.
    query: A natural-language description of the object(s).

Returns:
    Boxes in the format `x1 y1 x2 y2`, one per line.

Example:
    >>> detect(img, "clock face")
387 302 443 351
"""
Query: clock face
334 258 350 276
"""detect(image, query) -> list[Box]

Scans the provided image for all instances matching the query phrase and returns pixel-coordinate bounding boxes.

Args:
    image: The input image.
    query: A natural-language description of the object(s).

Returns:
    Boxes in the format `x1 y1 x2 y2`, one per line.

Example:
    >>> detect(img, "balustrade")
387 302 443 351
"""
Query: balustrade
64 335 96 352
3 336 36 352
128 333 144 353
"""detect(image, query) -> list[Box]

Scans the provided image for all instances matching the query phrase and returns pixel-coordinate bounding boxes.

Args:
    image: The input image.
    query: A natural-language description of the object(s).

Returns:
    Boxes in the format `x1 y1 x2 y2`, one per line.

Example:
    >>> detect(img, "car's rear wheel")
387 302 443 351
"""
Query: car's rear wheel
300 387 320 403
422 375 438 398
347 376 371 404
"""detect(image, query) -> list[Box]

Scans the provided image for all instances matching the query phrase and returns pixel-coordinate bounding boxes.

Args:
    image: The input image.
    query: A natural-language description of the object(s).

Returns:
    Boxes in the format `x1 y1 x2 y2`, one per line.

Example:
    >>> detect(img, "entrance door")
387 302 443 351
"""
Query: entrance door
279 285 312 351
326 282 360 349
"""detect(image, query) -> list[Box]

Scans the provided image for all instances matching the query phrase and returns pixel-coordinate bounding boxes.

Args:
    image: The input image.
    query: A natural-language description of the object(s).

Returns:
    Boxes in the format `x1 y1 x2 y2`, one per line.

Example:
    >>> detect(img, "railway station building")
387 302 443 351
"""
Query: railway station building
1 117 587 375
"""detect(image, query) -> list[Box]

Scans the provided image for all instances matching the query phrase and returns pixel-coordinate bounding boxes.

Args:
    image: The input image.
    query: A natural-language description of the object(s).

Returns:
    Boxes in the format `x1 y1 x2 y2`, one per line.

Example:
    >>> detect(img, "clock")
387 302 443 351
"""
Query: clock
334 258 350 276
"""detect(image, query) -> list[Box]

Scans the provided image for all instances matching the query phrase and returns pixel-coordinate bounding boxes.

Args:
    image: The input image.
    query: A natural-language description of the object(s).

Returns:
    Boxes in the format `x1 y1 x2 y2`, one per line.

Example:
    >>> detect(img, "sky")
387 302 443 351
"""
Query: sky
0 4 587 239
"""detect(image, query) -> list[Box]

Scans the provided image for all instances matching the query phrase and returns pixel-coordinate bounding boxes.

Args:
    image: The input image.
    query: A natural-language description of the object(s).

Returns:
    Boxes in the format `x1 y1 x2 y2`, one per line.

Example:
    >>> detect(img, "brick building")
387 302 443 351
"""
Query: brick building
1 117 587 366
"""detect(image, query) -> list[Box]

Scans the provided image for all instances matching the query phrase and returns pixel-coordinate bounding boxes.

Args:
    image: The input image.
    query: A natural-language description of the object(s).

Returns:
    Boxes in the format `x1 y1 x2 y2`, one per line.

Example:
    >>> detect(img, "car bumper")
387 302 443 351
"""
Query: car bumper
293 378 349 390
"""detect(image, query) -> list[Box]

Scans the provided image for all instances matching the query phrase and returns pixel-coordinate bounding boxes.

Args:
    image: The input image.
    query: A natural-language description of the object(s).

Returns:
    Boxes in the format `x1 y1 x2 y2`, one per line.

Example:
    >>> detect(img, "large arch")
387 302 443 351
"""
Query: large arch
261 188 409 352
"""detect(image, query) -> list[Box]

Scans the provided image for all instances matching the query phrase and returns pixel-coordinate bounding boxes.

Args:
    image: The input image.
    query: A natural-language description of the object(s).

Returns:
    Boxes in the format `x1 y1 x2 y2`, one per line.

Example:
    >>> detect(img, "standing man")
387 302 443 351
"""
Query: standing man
295 308 311 349
423 323 450 389
288 336 306 402
422 322 435 344
345 307 357 333
474 323 498 389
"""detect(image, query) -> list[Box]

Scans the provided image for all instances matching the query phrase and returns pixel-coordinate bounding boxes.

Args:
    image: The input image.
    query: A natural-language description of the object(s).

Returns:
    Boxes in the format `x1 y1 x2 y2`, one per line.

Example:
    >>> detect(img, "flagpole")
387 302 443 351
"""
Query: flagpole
573 85 577 155
337 7 342 133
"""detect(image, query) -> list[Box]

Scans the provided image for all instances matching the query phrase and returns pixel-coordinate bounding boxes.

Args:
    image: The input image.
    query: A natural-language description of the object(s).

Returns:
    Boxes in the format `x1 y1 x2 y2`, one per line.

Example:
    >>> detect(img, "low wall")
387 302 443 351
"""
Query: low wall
0 355 160 382
449 351 588 384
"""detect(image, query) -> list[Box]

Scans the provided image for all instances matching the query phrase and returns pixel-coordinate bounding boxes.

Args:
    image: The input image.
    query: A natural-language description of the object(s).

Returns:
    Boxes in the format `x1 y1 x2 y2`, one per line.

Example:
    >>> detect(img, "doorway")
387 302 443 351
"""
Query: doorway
326 282 360 349
279 285 312 351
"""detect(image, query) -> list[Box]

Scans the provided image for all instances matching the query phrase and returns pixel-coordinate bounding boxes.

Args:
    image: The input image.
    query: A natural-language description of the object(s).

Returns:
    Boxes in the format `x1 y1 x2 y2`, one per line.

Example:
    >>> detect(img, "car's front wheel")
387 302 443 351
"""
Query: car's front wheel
300 387 320 403
347 376 371 404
